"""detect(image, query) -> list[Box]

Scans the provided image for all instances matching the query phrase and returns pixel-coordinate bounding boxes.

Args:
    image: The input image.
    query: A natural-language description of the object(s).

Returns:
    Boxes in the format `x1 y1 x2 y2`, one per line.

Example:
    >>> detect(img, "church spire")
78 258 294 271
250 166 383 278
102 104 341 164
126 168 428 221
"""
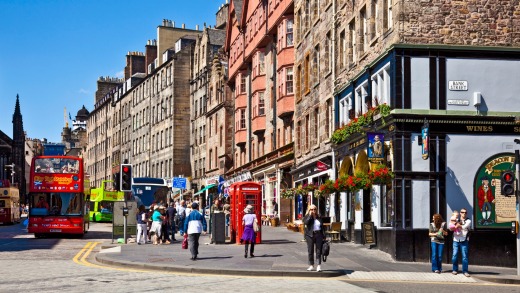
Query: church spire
11 93 26 198
13 94 22 121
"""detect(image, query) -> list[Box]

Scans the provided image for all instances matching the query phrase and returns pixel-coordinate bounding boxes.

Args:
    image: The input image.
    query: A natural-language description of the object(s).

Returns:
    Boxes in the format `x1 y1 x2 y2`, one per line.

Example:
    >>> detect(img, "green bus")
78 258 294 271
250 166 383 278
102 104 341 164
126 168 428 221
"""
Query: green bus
89 180 124 222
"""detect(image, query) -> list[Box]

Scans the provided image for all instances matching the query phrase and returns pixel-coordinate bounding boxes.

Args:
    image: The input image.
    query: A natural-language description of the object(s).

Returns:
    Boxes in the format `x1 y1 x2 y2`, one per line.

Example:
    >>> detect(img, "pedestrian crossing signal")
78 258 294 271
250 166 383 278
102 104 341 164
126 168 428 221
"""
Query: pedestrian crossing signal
500 170 515 196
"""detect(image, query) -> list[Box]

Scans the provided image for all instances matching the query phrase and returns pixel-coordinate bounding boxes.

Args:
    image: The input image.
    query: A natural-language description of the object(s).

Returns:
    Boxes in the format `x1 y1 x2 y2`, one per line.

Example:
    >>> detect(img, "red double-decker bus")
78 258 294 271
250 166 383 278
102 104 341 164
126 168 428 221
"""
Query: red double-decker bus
28 156 89 238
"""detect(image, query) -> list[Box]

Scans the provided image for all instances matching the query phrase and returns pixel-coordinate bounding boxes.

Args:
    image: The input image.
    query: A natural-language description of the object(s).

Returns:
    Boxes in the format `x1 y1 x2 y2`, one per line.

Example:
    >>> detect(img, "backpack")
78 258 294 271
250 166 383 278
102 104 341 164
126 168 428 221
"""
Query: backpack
322 240 330 262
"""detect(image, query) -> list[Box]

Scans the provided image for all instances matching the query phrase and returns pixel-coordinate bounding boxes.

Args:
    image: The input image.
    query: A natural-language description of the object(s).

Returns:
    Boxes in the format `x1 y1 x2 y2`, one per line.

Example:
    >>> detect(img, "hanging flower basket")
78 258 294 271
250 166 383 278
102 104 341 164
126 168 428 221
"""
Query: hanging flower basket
368 164 394 185
315 179 336 197
281 183 317 199
280 188 296 199
335 172 373 193
303 183 317 193
331 103 392 144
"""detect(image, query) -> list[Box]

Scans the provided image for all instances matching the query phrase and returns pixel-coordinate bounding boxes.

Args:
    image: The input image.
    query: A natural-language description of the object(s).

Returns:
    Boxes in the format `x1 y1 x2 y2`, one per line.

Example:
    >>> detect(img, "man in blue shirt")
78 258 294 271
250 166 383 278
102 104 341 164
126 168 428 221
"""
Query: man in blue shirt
183 202 207 260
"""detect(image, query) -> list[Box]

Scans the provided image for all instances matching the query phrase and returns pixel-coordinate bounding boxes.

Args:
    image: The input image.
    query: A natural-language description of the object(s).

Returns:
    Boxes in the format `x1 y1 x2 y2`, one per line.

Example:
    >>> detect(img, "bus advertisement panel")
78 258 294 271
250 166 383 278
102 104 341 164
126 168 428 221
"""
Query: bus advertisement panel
30 157 83 192
89 180 124 222
28 156 89 238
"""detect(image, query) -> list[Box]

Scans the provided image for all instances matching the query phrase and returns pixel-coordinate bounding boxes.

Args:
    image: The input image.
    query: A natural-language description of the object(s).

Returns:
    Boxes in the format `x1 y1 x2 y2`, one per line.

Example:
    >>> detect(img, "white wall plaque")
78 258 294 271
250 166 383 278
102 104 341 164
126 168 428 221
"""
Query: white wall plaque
448 80 468 91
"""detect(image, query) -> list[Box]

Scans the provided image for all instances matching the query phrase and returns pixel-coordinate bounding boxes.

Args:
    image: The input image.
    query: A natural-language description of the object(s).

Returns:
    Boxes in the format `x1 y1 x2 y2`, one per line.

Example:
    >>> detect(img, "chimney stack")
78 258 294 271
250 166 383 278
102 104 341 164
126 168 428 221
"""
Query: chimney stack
145 39 158 72
125 51 146 80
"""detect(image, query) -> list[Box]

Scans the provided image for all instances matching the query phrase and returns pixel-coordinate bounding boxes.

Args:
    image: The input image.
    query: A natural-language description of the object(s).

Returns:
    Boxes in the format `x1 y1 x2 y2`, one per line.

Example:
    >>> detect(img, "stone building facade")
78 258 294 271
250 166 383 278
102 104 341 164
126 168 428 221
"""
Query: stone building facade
225 0 295 221
86 77 123 188
292 0 336 220
190 8 231 199
86 21 202 189
308 0 520 267
0 130 13 184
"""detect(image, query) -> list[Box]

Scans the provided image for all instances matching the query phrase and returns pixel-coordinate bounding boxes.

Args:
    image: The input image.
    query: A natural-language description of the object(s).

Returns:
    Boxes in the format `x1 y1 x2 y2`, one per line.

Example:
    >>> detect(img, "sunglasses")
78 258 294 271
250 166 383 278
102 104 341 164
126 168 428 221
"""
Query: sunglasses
460 212 467 214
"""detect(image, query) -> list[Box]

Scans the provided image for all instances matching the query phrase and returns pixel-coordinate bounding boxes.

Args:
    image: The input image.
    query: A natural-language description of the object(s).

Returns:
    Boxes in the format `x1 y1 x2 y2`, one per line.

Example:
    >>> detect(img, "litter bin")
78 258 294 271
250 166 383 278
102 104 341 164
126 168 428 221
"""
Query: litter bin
211 212 226 244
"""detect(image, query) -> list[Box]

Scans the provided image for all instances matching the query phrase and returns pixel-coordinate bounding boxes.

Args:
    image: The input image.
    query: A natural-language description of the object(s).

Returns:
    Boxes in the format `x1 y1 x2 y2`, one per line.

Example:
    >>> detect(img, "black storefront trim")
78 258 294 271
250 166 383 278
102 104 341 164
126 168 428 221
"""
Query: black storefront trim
291 155 332 181
404 56 411 109
438 58 446 110
429 57 437 109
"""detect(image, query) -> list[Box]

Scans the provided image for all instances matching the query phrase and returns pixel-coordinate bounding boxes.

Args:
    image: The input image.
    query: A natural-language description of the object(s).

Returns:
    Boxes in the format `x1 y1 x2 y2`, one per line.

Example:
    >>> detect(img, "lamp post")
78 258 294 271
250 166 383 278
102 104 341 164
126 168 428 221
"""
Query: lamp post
5 163 15 185
514 139 520 276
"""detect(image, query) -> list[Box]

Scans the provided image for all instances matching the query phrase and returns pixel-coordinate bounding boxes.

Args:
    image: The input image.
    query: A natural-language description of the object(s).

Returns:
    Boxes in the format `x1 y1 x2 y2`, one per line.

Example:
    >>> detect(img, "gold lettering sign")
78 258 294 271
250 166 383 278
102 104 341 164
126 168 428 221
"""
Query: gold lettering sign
466 126 493 132
362 222 376 245
484 156 515 175
349 137 367 149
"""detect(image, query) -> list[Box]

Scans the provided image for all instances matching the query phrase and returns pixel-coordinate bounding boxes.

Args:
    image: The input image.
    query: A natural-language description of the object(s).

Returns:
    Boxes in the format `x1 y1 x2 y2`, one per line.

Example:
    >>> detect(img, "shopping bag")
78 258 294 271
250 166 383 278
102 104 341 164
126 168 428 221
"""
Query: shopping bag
322 240 330 262
253 219 260 232
182 234 188 249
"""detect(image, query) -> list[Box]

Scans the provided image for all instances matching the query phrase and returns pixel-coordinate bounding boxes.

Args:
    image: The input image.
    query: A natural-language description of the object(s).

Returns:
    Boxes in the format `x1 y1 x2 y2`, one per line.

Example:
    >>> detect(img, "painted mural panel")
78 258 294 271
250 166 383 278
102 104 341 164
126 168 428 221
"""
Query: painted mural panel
474 153 516 229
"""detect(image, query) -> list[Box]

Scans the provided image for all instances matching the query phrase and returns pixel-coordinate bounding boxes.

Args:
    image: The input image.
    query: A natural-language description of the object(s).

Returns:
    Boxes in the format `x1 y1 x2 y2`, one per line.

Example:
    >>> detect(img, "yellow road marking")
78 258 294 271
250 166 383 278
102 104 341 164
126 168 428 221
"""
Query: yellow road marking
72 242 95 265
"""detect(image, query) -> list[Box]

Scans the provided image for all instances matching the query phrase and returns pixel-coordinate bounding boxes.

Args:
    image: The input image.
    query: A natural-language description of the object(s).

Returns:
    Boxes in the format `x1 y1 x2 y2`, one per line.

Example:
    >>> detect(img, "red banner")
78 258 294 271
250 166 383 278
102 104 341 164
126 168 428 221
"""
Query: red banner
316 161 328 171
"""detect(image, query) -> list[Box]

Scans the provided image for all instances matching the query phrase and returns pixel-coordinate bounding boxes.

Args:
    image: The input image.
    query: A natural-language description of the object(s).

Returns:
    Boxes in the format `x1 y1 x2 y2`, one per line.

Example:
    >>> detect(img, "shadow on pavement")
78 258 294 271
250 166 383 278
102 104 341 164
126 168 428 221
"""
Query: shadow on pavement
260 239 297 245
252 254 283 258
196 256 234 260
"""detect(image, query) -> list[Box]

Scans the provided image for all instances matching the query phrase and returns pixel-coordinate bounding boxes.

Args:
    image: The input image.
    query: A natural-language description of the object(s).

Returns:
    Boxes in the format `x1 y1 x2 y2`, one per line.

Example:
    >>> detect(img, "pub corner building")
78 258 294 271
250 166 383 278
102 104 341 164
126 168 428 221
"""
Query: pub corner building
305 46 520 268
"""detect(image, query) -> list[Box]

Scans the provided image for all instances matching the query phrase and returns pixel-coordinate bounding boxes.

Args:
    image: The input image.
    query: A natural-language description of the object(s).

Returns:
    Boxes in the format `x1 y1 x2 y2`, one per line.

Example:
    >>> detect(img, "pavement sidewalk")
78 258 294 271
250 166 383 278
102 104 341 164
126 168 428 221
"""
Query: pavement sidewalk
95 225 520 284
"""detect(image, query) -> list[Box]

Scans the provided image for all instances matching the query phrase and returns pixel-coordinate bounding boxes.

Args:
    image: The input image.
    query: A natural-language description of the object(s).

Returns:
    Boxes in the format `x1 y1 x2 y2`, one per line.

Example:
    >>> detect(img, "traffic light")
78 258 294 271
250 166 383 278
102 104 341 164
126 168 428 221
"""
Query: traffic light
501 170 515 196
120 164 133 192
113 172 120 191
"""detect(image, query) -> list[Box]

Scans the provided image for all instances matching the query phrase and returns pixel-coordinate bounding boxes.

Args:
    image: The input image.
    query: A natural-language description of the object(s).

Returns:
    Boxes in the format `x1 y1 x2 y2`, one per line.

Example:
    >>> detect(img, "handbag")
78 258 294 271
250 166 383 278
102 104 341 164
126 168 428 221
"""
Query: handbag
322 240 330 262
182 233 188 249
253 218 260 232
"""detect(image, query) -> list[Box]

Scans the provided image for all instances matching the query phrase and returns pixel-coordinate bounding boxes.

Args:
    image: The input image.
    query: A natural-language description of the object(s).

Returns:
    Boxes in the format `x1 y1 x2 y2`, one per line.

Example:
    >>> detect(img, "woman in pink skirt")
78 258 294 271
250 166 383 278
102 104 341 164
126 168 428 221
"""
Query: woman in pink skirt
240 205 258 258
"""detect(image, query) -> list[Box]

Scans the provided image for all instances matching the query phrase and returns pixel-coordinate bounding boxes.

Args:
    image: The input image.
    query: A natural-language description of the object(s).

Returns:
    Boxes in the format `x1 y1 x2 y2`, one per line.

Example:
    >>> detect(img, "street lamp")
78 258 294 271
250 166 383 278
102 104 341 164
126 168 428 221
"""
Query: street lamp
4 163 15 185
514 139 520 276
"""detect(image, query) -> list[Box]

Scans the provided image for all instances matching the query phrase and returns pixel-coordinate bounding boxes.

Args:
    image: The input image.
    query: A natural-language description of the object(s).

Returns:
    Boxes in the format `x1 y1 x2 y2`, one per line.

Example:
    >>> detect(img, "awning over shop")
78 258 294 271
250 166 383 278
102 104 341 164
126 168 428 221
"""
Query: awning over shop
194 183 216 195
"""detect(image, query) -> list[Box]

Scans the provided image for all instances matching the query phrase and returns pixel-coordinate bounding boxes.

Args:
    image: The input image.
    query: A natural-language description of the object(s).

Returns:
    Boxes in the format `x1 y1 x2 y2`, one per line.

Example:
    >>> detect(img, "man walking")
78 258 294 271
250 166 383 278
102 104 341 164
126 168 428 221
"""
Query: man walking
450 207 471 277
183 202 207 260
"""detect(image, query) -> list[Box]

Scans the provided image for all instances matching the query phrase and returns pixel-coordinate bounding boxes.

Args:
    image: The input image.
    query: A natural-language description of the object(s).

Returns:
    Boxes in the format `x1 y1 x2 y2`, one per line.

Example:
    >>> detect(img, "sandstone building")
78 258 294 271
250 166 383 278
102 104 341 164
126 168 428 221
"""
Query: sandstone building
225 0 296 221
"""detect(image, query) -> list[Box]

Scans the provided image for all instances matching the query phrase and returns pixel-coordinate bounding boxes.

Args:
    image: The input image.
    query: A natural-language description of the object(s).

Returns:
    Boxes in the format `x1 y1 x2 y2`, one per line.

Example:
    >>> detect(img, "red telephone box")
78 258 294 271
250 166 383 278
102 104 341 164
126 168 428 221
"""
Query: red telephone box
230 181 262 244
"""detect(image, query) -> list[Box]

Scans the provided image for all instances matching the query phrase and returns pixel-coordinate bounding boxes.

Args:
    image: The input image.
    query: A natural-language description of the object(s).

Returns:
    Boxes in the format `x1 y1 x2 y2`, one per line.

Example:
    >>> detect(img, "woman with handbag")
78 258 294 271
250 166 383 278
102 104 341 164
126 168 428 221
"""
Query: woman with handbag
303 204 325 272
429 213 448 273
240 204 258 258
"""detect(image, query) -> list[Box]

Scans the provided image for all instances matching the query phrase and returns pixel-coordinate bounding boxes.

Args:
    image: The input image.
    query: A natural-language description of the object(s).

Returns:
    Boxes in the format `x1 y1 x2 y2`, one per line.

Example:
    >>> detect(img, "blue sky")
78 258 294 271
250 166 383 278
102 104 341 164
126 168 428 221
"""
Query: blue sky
0 0 223 142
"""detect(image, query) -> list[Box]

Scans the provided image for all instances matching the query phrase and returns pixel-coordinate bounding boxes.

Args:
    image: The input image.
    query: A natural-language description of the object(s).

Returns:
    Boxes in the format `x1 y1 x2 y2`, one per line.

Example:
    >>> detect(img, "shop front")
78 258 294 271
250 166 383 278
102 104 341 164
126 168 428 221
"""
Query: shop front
290 156 334 222
330 47 520 267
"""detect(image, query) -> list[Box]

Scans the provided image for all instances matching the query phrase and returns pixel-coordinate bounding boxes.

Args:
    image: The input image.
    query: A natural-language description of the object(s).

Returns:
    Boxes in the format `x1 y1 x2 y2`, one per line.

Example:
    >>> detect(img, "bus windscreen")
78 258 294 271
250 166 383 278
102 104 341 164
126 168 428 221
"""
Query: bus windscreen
132 185 169 208
30 192 83 216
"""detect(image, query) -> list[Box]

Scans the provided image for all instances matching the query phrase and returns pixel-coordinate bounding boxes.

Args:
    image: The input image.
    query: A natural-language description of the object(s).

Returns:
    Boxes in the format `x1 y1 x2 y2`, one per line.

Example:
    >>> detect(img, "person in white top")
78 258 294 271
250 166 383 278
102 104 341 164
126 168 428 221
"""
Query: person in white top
450 208 472 277
240 205 258 258
303 204 325 272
